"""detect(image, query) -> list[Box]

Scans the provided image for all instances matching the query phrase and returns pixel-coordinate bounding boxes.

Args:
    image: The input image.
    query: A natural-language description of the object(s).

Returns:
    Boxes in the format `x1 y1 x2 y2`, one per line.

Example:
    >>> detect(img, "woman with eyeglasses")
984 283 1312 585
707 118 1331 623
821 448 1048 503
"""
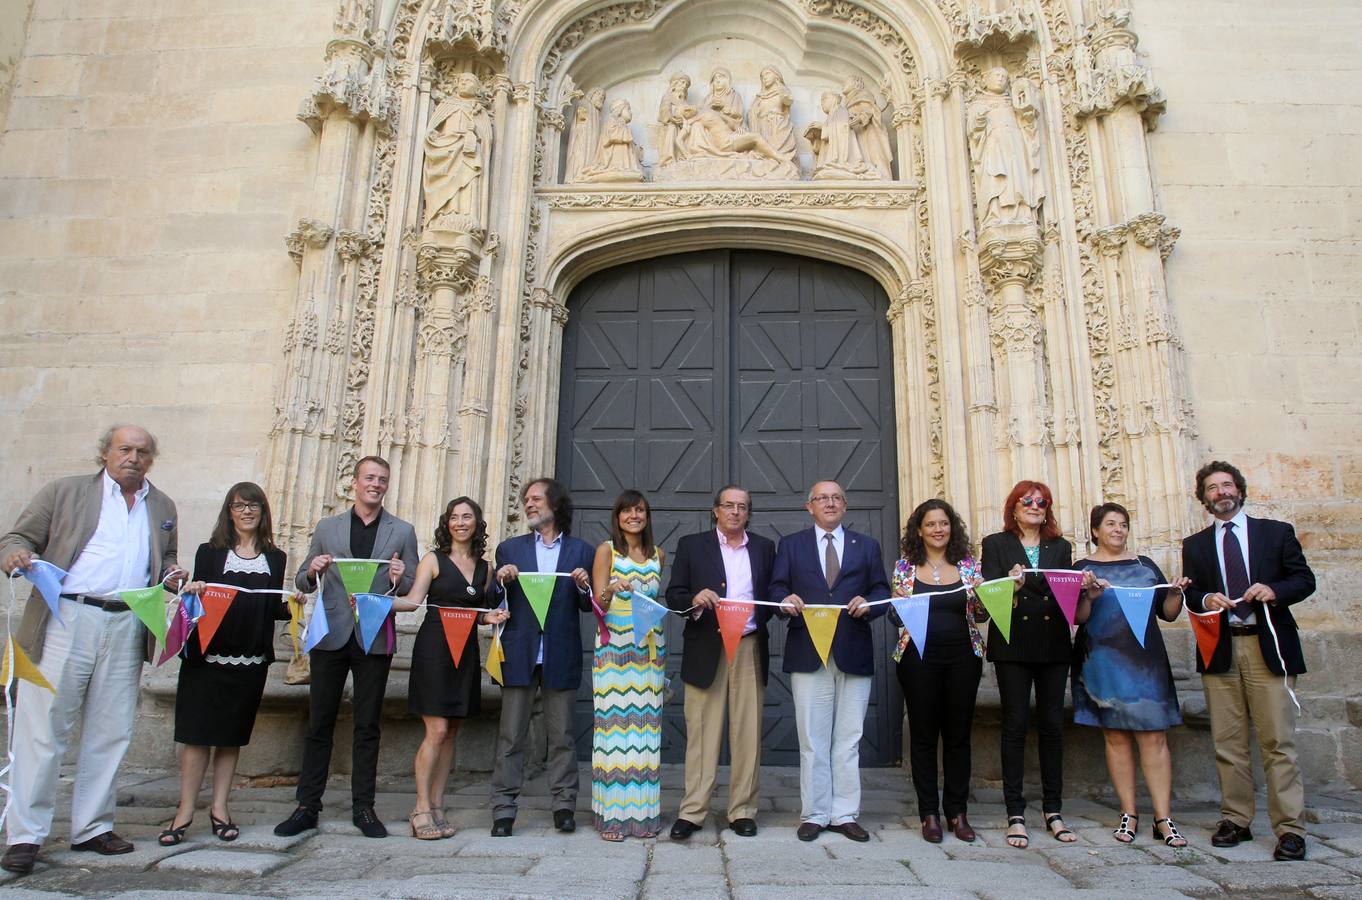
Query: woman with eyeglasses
980 480 1076 850
162 483 288 846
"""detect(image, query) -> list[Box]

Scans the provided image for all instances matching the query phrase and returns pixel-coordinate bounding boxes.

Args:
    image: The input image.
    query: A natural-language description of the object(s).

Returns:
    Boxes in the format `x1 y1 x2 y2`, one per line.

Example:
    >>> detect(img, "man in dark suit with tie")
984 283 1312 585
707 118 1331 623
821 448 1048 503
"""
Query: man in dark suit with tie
1182 460 1316 861
665 485 776 840
770 480 891 843
488 477 594 837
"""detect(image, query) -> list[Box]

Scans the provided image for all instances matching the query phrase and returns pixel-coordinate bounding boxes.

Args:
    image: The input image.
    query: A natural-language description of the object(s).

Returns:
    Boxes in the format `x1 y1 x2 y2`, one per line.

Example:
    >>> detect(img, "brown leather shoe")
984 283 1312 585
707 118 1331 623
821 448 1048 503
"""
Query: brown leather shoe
796 821 823 842
1 842 40 874
71 832 134 855
921 814 943 843
948 813 976 842
828 820 870 842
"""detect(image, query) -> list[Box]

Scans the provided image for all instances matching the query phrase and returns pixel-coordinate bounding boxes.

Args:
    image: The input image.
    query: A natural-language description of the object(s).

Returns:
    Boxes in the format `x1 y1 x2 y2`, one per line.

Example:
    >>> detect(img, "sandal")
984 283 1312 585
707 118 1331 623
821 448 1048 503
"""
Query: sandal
432 808 458 839
600 830 626 842
1113 812 1138 844
1153 817 1187 848
1045 813 1077 843
209 812 239 842
409 810 443 841
158 817 192 846
1006 816 1029 849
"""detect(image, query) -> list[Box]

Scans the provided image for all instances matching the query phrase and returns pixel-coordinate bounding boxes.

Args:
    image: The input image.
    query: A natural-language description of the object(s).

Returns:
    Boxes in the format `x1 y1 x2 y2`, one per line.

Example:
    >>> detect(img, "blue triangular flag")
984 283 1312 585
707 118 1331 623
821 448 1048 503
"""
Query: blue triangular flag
303 588 331 653
891 596 931 659
1111 586 1155 648
631 594 670 646
354 592 394 653
22 560 67 625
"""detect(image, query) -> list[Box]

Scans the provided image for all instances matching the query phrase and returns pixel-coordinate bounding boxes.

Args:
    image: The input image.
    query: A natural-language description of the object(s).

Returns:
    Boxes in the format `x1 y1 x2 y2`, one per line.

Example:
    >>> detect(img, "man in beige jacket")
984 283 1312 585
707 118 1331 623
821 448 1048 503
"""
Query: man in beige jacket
0 425 184 875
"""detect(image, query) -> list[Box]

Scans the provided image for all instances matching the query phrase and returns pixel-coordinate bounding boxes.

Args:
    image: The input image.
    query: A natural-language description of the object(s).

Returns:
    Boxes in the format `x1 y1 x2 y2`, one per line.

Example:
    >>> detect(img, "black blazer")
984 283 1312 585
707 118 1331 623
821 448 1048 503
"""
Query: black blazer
980 531 1073 664
769 527 891 676
494 532 596 690
1182 516 1315 675
664 529 776 689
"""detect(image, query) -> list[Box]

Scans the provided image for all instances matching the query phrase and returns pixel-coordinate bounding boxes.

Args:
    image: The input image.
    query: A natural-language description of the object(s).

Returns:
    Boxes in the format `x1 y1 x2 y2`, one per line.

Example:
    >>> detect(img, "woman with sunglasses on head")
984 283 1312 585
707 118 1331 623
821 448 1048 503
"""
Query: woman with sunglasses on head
162 483 288 846
981 480 1076 849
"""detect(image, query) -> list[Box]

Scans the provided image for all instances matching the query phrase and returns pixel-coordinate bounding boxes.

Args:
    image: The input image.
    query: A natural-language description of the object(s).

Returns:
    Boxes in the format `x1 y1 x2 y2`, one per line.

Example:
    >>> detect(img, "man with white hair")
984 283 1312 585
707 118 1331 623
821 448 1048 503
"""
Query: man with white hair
0 425 185 874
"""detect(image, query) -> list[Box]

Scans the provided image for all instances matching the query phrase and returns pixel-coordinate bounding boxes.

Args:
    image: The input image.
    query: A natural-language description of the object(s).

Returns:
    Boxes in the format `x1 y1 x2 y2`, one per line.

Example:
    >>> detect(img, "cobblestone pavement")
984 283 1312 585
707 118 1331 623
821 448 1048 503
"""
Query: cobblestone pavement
2 766 1361 898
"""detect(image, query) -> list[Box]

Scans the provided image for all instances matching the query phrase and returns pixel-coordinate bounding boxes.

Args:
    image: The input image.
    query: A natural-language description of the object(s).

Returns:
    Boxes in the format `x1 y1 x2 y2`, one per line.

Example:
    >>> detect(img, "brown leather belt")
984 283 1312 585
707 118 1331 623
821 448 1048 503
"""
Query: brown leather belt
59 593 131 613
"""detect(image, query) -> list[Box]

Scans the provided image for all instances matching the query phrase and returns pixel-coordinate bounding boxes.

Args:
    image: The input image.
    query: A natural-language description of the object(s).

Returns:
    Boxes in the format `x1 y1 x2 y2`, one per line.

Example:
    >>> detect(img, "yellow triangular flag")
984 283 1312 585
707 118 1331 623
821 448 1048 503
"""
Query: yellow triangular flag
3 638 53 692
803 607 841 667
485 632 505 685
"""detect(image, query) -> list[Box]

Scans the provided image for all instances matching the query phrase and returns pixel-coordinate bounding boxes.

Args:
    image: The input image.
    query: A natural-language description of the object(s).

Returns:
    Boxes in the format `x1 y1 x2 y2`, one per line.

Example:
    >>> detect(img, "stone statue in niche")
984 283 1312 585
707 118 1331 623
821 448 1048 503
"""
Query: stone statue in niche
655 68 799 181
750 66 798 166
804 91 879 180
422 71 493 243
580 98 644 183
563 100 597 183
968 67 1044 232
656 72 695 166
842 76 893 179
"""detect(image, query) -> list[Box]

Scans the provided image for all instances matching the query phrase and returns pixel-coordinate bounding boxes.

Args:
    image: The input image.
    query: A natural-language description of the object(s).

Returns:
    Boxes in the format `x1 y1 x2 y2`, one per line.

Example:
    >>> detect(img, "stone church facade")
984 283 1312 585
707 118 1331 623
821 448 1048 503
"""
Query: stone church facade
0 0 1358 788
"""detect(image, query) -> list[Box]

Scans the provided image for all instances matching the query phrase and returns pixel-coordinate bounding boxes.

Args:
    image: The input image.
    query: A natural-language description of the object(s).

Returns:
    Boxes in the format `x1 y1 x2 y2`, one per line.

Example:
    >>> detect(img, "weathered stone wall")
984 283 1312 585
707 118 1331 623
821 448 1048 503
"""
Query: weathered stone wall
1139 0 1362 788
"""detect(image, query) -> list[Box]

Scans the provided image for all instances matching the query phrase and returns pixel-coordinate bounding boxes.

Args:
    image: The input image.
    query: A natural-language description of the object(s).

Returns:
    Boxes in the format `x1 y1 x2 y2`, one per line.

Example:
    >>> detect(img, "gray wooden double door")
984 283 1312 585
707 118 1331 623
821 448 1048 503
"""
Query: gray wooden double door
556 249 902 766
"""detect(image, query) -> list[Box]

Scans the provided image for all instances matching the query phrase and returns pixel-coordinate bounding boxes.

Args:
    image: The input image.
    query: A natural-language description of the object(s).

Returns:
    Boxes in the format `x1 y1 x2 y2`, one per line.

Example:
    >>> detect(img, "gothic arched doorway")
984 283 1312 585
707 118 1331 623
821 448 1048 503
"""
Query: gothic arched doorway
557 249 902 766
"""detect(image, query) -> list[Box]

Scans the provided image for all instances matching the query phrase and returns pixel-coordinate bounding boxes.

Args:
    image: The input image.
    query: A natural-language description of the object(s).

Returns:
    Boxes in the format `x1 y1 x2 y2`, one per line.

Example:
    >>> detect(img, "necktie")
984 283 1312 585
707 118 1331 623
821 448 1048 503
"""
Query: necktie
1222 522 1251 618
824 533 839 588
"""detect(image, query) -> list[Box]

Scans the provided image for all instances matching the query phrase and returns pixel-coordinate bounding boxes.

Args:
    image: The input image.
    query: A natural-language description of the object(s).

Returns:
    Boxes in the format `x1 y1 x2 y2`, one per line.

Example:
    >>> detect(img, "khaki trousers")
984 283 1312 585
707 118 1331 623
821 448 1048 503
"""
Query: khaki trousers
1201 633 1305 837
678 633 763 824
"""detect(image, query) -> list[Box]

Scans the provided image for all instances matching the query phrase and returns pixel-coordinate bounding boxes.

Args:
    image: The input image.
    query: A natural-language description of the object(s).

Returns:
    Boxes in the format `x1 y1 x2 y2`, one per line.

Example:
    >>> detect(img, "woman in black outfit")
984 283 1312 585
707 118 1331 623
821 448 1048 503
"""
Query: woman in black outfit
162 482 288 845
393 497 508 840
980 480 1077 849
888 499 989 844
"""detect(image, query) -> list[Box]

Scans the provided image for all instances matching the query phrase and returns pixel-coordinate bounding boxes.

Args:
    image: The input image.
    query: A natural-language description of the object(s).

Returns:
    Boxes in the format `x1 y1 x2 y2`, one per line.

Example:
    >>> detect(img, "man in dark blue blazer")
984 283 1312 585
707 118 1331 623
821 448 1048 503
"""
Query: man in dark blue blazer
770 480 890 843
488 477 594 837
1182 461 1315 861
664 485 776 840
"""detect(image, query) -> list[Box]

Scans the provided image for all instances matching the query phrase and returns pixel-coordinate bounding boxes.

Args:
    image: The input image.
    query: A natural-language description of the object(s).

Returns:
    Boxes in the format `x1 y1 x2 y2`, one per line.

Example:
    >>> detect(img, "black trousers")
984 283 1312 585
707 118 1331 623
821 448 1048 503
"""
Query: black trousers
897 646 982 820
296 633 393 812
994 660 1068 817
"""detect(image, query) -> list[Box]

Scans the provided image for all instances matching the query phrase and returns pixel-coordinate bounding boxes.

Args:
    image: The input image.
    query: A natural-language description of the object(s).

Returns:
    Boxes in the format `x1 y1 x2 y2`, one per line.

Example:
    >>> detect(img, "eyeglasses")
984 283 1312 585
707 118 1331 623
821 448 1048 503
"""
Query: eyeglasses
230 502 263 512
717 502 749 512
810 494 845 505
1019 497 1049 509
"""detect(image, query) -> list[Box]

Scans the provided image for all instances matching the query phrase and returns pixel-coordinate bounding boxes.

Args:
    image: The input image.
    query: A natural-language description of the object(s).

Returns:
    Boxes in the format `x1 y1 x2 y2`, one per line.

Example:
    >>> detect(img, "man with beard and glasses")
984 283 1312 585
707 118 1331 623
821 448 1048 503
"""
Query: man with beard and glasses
1181 461 1316 861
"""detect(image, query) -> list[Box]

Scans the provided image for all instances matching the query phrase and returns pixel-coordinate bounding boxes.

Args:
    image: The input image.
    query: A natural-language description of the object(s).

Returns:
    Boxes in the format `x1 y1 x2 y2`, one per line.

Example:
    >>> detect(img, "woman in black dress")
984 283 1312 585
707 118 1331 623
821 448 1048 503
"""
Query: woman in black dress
393 497 507 840
162 482 288 845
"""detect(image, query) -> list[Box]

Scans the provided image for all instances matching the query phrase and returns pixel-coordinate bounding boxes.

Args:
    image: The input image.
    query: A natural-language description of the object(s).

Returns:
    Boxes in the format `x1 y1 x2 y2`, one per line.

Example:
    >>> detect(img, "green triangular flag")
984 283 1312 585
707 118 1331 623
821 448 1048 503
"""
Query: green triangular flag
336 560 381 596
974 578 1016 644
519 573 557 630
116 585 169 644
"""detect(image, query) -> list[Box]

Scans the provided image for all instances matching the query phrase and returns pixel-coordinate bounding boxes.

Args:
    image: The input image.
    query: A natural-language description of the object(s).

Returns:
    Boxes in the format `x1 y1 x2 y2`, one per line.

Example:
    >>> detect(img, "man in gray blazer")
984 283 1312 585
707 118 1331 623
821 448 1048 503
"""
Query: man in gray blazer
0 425 185 875
273 455 419 839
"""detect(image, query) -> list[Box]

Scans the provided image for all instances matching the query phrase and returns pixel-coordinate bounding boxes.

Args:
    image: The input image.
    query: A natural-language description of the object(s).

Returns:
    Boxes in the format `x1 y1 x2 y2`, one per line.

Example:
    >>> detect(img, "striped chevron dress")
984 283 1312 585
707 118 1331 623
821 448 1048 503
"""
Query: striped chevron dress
591 547 665 838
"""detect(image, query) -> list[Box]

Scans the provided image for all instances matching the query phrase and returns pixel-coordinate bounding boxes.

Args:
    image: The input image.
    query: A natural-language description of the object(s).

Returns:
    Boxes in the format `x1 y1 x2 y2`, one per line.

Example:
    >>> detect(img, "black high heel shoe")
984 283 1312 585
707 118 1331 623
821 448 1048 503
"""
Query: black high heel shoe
210 812 239 842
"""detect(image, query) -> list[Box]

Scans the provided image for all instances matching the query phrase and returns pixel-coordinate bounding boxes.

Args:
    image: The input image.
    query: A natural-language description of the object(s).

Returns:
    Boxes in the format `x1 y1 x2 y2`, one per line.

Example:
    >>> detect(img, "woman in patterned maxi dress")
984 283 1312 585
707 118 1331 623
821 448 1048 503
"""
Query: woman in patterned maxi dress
590 489 667 840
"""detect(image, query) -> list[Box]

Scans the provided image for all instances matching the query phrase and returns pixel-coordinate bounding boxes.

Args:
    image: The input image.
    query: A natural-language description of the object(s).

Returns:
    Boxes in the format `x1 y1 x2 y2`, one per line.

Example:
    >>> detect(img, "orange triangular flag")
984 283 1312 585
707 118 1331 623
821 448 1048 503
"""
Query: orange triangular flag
3 638 53 692
484 631 505 685
438 607 479 668
716 601 751 663
197 585 238 653
803 607 841 667
1189 608 1222 669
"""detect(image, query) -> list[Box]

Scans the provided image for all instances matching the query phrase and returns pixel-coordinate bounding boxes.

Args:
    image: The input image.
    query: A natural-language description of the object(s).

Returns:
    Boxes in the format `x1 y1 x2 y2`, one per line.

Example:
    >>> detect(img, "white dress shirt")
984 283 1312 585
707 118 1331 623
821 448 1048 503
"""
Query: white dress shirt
62 472 152 597
1213 510 1254 625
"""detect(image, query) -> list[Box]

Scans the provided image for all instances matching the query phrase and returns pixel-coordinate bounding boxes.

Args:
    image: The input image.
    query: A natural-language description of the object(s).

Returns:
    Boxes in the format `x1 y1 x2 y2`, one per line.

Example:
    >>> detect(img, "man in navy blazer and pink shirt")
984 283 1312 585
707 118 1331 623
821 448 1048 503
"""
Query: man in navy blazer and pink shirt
770 480 891 843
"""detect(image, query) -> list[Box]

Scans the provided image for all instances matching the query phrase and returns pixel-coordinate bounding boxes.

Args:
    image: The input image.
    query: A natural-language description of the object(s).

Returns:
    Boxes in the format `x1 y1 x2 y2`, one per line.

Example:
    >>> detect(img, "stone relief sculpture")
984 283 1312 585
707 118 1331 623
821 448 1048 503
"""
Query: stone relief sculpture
655 68 800 181
656 72 695 166
841 76 893 179
580 98 644 183
804 91 879 180
422 71 493 243
968 67 1044 232
563 101 596 183
751 66 799 166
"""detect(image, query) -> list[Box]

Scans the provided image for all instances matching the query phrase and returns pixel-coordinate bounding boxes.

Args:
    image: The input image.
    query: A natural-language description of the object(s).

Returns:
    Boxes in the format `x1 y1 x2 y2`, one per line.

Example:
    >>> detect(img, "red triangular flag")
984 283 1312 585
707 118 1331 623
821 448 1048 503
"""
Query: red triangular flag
1189 609 1222 669
438 607 479 668
715 600 751 663
197 585 238 653
1043 570 1085 628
